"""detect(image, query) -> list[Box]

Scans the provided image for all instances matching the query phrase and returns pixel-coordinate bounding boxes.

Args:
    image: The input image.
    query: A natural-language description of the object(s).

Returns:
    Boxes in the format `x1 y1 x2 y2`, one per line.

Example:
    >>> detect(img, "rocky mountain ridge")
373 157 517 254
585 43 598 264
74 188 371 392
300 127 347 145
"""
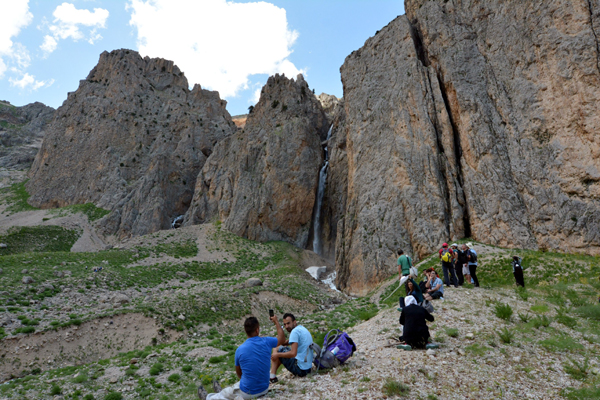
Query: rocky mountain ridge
26 49 236 238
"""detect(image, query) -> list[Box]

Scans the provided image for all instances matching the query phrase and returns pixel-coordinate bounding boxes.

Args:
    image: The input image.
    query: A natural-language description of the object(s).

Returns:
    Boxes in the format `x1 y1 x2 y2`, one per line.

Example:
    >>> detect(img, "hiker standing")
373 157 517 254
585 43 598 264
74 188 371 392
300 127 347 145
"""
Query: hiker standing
465 242 480 287
438 243 458 288
459 244 471 285
451 243 463 286
397 249 412 293
512 256 525 287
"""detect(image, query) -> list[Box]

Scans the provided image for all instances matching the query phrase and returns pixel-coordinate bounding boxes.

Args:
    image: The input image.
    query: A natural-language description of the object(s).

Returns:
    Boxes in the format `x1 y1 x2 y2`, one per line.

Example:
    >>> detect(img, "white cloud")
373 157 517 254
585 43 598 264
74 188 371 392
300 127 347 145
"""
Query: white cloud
41 2 109 55
0 0 33 78
9 72 54 90
127 0 303 98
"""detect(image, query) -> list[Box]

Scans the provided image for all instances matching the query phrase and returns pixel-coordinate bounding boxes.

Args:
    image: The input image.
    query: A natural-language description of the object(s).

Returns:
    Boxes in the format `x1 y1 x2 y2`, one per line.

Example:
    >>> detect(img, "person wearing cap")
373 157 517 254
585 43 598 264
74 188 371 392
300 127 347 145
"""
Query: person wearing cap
438 243 458 288
465 242 480 287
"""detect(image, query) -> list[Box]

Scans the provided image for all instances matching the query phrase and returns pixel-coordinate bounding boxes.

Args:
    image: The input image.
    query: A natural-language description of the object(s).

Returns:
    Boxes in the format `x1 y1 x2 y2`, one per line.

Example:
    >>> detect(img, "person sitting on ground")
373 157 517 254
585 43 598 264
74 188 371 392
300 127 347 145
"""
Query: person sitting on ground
399 276 424 309
198 316 285 400
425 269 444 300
270 313 314 382
512 255 525 288
397 295 435 350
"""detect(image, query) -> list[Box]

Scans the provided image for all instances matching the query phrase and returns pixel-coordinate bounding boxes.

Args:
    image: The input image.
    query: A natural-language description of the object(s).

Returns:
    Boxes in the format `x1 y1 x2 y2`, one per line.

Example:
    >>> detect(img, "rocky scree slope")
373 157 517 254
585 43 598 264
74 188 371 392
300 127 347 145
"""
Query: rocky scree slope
329 0 600 295
26 49 235 238
0 101 54 169
184 74 328 248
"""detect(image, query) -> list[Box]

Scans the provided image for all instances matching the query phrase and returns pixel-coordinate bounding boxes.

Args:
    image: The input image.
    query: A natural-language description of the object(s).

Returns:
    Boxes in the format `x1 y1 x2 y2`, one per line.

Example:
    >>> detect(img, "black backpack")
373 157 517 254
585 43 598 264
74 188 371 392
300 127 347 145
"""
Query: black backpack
468 250 477 263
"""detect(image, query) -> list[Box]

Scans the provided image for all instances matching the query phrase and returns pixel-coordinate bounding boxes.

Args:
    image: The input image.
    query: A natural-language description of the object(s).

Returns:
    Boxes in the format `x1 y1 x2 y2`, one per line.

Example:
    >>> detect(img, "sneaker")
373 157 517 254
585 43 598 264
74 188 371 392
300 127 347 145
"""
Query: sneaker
426 343 440 349
439 297 444 301
396 344 412 351
397 308 402 312
212 380 222 393
197 384 208 400
270 376 279 384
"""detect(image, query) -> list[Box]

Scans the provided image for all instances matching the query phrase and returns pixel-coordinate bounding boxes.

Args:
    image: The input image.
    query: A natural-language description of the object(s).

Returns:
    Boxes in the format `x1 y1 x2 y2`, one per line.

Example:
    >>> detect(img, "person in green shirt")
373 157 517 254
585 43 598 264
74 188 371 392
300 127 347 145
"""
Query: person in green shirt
397 249 412 278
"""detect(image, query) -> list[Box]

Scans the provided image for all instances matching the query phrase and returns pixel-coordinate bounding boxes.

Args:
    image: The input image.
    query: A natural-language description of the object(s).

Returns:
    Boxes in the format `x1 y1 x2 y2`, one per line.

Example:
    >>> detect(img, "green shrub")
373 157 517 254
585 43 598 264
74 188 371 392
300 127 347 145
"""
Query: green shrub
357 308 378 321
149 363 164 376
83 395 95 400
539 336 584 353
531 304 549 314
531 315 551 329
561 385 600 400
72 373 88 383
516 287 529 301
104 393 123 400
517 312 531 323
167 373 181 382
208 355 226 364
181 365 192 373
564 358 590 380
575 305 600 320
15 326 35 334
50 385 62 395
494 303 513 321
496 327 514 344
445 328 459 338
381 378 410 397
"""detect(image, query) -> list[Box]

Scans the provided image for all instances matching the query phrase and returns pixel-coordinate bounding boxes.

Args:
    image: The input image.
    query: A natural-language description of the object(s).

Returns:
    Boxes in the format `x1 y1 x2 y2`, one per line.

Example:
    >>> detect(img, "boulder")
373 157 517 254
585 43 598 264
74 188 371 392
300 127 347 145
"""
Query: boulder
184 74 327 248
22 276 34 284
26 49 235 238
244 278 263 288
176 271 191 279
21 269 29 274
112 294 131 305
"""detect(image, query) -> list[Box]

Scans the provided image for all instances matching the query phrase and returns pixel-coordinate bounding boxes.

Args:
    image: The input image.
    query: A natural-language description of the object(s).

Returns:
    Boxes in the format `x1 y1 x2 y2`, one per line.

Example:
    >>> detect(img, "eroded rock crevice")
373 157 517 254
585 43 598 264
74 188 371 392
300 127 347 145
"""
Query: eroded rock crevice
587 0 600 73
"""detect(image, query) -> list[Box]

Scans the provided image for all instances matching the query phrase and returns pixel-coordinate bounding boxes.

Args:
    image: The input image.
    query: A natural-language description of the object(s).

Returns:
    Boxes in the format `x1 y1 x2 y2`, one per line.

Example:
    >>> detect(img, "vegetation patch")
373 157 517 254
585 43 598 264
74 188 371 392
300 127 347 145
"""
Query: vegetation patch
0 225 80 255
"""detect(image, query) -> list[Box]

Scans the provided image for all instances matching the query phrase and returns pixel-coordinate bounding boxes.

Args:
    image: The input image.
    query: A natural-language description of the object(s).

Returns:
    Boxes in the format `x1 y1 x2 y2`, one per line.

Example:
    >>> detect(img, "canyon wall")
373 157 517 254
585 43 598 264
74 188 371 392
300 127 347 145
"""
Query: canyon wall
184 74 328 248
333 0 600 294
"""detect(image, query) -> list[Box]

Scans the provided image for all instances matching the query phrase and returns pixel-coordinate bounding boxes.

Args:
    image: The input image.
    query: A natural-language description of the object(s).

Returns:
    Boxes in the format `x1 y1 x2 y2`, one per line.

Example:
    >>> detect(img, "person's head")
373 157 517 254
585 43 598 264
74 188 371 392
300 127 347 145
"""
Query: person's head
244 317 260 337
464 243 470 249
430 270 438 278
451 243 458 249
466 242 473 248
442 243 448 248
461 244 467 251
397 249 404 256
407 279 414 291
282 313 297 333
513 255 519 261
424 267 433 277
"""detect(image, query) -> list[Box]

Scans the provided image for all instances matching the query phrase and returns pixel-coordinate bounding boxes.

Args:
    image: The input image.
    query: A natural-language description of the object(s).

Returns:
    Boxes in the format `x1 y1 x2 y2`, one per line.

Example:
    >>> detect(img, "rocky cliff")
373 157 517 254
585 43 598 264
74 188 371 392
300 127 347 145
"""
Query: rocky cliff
0 101 54 169
27 49 235 237
332 0 600 294
183 74 328 248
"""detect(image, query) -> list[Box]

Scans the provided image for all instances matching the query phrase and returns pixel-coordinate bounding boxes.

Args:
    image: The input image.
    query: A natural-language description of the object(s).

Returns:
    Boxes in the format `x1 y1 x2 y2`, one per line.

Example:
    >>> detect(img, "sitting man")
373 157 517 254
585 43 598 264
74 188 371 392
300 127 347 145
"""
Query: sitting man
424 269 444 300
198 315 285 400
270 313 313 382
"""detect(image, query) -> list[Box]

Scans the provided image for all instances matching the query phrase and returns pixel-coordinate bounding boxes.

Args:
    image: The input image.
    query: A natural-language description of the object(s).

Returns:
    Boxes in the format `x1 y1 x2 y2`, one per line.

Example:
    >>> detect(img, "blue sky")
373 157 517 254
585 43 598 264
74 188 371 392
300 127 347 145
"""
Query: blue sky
1 1 404 116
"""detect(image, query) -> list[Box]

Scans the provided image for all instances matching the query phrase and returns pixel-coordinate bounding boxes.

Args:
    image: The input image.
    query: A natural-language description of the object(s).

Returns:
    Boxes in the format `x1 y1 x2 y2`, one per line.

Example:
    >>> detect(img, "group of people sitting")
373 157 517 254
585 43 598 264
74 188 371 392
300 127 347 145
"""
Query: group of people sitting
197 313 314 400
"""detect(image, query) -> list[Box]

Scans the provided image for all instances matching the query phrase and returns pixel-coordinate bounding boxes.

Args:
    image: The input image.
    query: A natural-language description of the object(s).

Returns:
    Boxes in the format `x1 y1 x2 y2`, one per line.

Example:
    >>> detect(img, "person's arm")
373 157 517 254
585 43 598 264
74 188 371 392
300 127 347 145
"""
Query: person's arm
271 316 286 347
432 280 442 291
425 310 434 322
235 365 242 379
410 278 422 295
272 342 298 361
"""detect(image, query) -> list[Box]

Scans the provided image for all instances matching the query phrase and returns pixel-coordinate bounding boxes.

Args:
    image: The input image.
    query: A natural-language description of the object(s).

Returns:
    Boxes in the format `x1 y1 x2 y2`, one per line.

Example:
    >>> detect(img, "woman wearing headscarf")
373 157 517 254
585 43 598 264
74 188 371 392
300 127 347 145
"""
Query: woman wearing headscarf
397 295 434 350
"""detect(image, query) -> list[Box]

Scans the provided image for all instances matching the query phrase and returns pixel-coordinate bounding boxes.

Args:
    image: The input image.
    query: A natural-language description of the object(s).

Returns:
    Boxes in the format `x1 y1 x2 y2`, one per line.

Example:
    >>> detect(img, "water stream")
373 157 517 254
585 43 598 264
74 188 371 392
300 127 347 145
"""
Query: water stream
312 124 333 256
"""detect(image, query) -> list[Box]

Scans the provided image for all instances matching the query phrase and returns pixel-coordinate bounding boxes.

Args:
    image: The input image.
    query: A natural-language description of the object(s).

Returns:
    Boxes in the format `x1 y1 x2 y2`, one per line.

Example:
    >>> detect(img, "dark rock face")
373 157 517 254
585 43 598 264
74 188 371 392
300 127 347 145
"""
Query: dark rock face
184 74 328 248
331 0 600 295
26 49 235 237
0 101 55 169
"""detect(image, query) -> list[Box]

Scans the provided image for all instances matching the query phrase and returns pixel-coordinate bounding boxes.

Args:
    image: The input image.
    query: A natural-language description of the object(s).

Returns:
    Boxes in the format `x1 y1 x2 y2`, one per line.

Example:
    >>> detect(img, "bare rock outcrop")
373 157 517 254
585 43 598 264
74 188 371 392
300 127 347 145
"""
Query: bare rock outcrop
184 74 327 248
26 49 235 237
333 0 600 295
0 101 55 169
317 93 341 123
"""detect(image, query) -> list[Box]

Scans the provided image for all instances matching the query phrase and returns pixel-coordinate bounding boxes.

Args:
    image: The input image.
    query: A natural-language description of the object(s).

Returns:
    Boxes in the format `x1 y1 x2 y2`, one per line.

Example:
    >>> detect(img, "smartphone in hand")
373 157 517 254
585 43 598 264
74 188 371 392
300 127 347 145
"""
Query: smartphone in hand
269 309 274 318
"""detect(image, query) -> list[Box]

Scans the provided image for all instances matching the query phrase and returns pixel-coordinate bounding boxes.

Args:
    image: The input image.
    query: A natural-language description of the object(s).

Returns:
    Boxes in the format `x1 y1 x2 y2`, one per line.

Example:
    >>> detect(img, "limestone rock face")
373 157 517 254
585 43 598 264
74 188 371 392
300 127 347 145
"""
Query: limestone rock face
317 93 341 123
333 0 600 295
0 101 55 169
184 74 327 248
27 49 235 237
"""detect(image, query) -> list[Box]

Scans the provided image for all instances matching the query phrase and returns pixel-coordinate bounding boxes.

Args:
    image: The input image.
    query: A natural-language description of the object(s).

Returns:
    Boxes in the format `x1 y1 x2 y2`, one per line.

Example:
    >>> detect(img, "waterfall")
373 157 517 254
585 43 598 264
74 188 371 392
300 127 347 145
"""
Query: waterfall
312 124 333 256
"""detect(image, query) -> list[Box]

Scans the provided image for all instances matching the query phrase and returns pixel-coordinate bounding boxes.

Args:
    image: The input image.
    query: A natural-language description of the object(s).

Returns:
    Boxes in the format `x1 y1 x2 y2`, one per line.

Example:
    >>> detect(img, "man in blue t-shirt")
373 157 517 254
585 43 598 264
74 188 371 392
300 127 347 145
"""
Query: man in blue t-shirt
425 270 444 300
269 313 314 382
198 316 285 400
